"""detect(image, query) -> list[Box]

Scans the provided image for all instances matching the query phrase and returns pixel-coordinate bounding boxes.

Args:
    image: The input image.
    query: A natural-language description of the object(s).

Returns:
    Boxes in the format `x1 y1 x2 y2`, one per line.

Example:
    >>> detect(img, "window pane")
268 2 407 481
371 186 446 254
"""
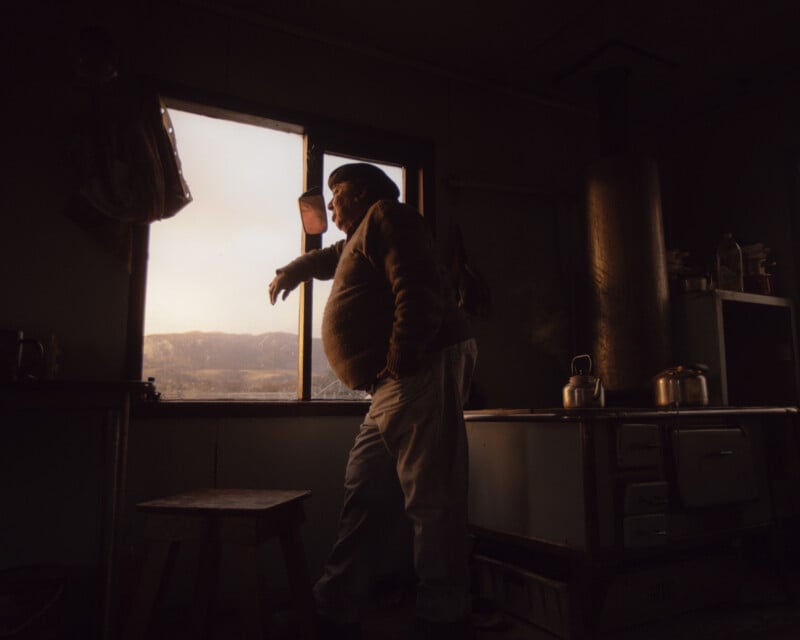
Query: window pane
311 155 405 399
143 108 304 400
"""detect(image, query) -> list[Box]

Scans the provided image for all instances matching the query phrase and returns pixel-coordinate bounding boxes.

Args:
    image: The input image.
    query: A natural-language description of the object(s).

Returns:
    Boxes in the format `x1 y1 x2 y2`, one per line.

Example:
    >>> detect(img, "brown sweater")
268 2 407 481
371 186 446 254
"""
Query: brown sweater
277 200 472 390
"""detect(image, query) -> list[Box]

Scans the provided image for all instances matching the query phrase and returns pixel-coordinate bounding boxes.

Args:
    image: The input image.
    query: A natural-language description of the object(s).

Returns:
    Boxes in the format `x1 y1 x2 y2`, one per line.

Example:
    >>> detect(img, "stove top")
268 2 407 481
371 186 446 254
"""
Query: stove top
465 405 798 422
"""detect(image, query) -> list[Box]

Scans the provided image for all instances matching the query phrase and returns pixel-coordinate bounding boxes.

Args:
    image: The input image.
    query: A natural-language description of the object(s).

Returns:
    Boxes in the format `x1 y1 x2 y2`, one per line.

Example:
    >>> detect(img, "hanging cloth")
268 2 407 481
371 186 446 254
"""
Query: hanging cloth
75 79 191 224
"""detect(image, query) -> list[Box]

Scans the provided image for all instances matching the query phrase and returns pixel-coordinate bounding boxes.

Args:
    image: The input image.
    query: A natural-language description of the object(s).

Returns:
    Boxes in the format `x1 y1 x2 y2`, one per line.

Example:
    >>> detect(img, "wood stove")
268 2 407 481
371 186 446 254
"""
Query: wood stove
466 406 797 638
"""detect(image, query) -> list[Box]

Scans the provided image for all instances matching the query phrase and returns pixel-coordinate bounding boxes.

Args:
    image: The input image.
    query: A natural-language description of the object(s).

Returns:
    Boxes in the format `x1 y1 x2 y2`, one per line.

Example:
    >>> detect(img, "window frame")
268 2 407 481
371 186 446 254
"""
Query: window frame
125 89 434 413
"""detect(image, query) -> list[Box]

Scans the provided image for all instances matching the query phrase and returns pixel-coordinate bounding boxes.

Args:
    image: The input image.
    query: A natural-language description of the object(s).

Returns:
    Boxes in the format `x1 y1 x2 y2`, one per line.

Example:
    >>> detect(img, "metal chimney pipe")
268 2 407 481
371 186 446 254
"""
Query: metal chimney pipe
586 154 671 404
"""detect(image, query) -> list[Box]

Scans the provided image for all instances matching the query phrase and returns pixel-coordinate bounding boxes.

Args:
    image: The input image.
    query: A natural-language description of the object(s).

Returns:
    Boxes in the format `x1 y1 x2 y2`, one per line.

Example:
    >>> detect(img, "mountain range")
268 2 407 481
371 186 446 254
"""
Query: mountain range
141 331 360 399
144 330 328 372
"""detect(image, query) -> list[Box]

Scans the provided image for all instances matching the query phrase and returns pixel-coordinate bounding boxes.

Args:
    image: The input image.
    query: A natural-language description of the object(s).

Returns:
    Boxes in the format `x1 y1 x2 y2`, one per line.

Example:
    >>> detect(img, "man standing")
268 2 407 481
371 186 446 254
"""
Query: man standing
269 163 477 639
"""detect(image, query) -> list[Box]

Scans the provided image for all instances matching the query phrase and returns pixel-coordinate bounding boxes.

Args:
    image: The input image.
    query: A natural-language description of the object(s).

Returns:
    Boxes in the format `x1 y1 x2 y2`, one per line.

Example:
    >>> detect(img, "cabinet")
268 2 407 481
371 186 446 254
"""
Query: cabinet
672 290 799 406
0 381 141 640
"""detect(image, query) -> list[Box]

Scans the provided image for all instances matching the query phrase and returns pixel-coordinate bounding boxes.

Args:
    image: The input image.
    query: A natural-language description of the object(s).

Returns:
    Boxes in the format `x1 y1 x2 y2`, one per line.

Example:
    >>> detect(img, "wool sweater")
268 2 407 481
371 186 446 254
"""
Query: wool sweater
276 200 472 390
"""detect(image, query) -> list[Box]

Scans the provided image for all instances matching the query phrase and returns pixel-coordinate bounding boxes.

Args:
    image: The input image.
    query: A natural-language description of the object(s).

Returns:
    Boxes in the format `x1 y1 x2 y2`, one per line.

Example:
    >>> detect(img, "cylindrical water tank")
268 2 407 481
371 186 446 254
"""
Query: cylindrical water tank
585 154 671 404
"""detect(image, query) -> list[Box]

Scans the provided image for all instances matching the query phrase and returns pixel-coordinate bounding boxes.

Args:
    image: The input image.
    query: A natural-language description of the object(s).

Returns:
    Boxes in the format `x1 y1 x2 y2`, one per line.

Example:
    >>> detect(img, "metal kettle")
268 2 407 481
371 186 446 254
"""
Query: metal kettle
652 364 709 407
563 354 605 409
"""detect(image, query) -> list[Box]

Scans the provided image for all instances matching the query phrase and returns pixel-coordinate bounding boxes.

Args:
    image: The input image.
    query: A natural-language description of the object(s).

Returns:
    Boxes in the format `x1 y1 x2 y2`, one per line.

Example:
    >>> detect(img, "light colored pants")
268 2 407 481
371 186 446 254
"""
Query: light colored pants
314 338 478 623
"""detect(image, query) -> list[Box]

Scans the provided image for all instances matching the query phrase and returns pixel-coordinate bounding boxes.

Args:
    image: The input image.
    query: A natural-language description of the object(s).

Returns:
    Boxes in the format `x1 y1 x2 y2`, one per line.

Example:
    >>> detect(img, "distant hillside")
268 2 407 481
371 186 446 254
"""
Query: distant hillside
144 331 328 372
142 331 362 399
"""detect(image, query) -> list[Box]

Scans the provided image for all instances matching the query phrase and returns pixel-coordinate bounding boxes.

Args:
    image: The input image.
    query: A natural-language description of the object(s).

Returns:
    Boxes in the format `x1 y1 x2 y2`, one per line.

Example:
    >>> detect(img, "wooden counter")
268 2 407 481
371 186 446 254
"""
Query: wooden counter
0 381 148 640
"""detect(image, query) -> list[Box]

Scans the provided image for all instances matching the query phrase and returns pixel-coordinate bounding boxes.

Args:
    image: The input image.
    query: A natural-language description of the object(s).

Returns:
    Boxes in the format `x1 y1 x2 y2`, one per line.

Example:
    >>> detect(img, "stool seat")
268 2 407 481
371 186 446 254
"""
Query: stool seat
138 488 311 515
122 489 316 640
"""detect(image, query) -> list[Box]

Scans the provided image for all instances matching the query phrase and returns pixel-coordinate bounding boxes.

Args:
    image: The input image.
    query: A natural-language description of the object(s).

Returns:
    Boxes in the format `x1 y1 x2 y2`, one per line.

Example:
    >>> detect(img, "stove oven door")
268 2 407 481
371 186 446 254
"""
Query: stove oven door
672 426 758 507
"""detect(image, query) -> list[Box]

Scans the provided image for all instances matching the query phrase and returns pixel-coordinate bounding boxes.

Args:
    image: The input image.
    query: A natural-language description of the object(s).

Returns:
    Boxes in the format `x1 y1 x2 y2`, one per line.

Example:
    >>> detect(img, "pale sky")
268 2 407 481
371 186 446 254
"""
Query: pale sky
145 109 403 337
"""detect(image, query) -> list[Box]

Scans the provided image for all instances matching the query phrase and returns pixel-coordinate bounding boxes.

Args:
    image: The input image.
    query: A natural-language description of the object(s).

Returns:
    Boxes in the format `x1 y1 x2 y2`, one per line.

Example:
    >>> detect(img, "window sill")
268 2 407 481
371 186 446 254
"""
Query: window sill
131 399 370 419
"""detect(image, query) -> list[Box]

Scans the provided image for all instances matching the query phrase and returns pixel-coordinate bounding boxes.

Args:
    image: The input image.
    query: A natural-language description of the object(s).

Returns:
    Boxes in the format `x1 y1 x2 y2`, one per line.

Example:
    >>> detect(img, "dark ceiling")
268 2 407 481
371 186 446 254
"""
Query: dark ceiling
207 0 800 123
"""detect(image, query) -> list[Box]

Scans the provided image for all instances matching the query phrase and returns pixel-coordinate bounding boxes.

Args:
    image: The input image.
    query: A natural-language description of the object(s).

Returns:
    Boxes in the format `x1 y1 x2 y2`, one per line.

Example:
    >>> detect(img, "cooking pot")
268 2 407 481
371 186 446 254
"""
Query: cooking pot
563 354 605 409
652 364 709 407
680 274 710 292
0 329 43 382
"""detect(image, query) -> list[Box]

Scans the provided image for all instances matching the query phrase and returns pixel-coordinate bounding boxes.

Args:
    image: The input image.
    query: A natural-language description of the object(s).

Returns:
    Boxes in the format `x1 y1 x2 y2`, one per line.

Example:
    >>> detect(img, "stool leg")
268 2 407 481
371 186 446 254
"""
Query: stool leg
233 543 269 639
279 525 317 640
190 540 221 638
122 540 179 640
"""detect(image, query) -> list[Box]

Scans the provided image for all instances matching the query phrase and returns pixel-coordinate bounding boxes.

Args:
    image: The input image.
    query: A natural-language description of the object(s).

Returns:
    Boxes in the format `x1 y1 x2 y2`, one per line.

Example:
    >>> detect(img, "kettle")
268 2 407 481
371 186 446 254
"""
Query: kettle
652 364 709 407
1 329 44 382
563 354 605 409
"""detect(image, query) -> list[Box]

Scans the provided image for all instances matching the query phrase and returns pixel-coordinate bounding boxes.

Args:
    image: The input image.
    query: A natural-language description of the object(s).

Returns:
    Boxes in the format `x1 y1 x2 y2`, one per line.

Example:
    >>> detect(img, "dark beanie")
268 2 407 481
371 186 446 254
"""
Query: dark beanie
328 163 400 201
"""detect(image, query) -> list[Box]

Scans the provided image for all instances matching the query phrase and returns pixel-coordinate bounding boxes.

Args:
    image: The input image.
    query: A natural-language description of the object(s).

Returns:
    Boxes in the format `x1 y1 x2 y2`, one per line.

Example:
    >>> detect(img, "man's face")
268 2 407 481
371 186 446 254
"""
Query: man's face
328 181 368 234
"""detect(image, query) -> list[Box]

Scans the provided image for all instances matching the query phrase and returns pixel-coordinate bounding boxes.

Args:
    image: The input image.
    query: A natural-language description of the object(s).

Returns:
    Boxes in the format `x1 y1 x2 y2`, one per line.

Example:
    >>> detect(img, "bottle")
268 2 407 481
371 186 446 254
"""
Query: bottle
716 232 744 292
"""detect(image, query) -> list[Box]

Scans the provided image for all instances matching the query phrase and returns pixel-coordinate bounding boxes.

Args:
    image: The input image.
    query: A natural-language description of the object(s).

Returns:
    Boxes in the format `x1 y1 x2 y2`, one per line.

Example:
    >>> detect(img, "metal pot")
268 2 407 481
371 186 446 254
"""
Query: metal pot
563 354 605 409
680 274 710 292
0 329 43 382
652 364 709 407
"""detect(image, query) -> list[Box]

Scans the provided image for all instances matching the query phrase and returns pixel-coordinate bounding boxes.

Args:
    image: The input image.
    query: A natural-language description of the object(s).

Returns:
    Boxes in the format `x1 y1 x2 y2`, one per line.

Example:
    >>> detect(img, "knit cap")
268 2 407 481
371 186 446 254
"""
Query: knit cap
328 163 400 201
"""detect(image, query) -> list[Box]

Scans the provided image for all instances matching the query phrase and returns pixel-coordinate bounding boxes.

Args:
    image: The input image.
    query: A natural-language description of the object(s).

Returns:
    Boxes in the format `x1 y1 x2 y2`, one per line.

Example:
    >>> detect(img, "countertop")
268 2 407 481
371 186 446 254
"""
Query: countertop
464 405 800 422
0 380 153 410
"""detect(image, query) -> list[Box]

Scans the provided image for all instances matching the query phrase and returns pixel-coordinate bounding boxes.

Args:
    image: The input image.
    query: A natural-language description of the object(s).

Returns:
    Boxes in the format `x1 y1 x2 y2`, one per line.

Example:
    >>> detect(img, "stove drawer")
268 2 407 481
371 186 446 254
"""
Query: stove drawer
617 424 662 468
624 481 669 515
624 514 668 548
672 427 758 507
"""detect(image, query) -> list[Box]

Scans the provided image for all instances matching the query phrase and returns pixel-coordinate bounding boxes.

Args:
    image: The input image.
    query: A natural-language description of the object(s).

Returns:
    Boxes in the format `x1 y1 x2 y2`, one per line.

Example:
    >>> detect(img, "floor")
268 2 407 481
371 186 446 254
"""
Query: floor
367 574 800 640
144 564 800 640
131 524 800 640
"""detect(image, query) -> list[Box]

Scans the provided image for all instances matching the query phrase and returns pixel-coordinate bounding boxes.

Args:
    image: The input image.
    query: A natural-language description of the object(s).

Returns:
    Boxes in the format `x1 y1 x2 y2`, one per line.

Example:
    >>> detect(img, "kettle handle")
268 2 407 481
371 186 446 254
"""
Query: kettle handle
20 338 44 357
571 354 593 376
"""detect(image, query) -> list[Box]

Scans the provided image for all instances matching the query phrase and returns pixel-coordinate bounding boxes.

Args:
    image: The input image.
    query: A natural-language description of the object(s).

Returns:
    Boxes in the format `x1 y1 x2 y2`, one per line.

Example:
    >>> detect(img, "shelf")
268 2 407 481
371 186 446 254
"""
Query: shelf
681 289 793 307
672 290 799 406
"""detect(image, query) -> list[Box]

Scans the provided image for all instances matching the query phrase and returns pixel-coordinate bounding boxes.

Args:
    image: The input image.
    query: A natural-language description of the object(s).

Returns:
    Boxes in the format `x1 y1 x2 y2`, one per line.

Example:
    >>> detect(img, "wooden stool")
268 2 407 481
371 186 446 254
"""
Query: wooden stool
122 489 316 640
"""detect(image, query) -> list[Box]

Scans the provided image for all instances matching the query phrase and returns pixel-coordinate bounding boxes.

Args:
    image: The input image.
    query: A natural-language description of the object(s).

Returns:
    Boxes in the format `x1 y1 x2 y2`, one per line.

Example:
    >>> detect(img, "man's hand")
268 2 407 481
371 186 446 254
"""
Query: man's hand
374 366 395 382
268 271 300 305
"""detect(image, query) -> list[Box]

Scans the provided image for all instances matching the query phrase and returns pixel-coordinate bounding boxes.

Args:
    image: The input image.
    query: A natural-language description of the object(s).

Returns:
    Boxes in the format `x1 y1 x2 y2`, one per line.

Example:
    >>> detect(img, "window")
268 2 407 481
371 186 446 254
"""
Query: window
311 154 404 399
140 100 423 402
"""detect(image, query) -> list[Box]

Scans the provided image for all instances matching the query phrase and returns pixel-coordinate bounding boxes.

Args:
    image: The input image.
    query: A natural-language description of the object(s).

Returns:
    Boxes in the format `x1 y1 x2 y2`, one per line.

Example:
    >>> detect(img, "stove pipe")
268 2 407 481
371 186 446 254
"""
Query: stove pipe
581 68 670 404
585 154 671 404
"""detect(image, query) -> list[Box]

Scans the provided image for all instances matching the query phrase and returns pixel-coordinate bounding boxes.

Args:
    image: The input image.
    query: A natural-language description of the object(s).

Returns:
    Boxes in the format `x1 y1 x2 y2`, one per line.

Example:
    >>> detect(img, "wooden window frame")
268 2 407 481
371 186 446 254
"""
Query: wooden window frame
125 88 434 412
